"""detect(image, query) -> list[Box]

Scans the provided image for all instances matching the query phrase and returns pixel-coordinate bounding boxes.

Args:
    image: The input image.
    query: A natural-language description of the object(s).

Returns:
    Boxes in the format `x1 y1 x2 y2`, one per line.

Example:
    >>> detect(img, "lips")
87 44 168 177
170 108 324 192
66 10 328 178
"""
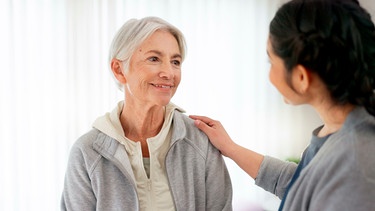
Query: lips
152 83 173 89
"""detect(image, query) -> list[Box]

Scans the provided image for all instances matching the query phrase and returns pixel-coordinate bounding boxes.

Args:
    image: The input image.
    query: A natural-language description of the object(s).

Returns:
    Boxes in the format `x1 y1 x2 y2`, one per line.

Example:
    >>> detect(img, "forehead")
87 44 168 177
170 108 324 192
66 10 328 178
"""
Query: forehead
140 30 178 50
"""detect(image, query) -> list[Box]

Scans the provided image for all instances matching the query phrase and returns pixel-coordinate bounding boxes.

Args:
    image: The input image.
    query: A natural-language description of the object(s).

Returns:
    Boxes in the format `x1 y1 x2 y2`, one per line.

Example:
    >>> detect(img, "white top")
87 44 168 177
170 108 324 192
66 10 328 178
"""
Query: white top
94 101 179 211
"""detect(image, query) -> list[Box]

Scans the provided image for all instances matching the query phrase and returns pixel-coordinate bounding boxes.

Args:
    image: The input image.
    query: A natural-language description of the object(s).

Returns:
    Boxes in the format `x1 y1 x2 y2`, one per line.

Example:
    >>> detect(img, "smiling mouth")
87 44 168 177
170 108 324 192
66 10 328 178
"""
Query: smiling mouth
152 83 173 89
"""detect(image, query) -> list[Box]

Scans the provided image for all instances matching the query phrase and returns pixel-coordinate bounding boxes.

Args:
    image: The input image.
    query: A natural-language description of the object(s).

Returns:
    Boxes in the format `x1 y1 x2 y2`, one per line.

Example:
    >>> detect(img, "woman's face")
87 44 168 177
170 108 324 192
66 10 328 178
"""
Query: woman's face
124 30 182 107
267 38 301 105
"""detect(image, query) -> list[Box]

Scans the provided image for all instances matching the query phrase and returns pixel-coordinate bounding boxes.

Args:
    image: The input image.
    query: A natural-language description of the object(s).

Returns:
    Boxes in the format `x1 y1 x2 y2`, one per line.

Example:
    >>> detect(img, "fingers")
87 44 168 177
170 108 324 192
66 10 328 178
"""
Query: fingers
189 115 216 126
193 119 215 135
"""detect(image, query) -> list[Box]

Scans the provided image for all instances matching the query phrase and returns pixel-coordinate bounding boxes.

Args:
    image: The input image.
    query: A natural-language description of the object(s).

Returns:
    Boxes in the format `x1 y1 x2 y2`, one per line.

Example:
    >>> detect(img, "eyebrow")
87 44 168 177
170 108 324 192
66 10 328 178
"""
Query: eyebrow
146 50 182 59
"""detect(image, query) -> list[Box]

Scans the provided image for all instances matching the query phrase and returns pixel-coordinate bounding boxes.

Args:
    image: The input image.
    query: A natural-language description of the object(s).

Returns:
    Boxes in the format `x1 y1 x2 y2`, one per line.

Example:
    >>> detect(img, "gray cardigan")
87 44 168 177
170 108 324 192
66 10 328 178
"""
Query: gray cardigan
256 107 375 211
61 111 233 211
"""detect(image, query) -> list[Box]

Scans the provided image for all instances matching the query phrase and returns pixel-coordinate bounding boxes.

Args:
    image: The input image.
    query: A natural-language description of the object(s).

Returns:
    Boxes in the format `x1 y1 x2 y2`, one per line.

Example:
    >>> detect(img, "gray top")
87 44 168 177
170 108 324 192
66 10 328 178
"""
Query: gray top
278 126 330 210
61 111 233 211
256 107 375 211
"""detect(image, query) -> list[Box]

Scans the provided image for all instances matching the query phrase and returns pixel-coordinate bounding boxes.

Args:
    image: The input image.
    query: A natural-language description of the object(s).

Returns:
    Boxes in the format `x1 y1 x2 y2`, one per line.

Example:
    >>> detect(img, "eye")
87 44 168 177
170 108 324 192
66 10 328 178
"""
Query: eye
148 56 159 62
171 60 181 67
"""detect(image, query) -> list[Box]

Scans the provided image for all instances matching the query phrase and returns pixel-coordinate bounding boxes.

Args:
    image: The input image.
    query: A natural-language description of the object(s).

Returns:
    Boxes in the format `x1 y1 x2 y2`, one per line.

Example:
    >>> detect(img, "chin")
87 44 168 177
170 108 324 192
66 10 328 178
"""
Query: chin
283 98 290 104
156 98 172 106
283 98 302 106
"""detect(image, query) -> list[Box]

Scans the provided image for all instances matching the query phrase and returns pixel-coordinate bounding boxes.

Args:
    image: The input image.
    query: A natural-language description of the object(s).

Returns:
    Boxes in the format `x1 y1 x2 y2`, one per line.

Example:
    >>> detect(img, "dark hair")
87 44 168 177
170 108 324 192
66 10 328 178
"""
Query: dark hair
269 0 375 116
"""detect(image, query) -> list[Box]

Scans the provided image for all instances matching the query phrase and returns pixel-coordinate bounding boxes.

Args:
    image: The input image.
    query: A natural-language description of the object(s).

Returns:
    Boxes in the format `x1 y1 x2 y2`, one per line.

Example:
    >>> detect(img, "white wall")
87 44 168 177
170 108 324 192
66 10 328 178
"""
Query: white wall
2 0 373 210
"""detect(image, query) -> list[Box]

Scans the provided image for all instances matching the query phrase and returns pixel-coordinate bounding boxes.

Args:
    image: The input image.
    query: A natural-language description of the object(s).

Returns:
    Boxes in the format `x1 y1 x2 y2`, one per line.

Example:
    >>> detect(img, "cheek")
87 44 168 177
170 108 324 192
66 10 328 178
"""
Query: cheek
268 67 278 87
124 73 145 93
175 71 181 85
269 67 289 95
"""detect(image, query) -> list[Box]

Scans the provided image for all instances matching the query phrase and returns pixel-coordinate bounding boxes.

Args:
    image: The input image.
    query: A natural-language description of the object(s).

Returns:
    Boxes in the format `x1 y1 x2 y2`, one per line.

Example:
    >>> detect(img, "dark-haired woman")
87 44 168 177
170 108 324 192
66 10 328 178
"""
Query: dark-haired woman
190 0 375 210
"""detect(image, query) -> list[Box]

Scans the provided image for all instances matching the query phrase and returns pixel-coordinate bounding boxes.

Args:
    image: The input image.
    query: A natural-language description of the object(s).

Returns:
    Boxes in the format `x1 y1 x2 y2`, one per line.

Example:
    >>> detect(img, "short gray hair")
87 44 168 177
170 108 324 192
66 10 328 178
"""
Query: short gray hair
108 16 187 90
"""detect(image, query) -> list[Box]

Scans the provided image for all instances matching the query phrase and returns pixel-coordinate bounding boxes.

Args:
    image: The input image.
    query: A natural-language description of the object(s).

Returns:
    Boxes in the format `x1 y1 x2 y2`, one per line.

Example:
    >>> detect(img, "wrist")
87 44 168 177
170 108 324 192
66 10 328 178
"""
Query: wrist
222 142 240 158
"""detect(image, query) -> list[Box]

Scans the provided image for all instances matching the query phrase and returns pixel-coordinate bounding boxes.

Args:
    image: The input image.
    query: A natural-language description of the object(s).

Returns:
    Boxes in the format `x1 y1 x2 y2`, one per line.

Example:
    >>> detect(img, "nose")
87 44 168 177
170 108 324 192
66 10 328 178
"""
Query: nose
159 63 175 79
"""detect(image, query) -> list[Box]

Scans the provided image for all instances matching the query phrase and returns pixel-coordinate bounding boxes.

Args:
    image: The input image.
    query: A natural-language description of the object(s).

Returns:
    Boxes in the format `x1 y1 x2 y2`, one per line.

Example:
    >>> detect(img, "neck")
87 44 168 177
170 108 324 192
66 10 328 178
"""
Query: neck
314 102 354 137
120 102 165 142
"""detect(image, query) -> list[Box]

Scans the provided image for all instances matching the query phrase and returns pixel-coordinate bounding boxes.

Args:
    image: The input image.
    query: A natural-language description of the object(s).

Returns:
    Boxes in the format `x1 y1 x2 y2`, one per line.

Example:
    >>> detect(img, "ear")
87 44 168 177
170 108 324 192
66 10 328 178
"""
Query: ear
292 64 311 94
111 59 127 84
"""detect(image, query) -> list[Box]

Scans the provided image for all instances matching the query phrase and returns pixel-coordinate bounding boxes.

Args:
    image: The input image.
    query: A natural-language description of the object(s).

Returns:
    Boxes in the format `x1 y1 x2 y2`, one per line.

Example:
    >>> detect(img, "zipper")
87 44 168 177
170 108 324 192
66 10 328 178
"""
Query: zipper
147 179 152 191
147 179 154 210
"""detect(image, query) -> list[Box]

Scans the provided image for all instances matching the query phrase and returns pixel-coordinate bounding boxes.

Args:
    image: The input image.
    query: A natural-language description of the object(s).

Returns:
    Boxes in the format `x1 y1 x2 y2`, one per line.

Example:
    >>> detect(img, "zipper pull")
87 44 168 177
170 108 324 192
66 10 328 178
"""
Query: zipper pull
147 180 152 191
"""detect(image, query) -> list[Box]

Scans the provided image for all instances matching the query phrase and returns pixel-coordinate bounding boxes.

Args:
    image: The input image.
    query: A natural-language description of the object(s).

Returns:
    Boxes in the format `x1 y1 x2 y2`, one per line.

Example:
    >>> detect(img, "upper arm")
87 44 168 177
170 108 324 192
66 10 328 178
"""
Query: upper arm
61 142 97 211
205 141 233 211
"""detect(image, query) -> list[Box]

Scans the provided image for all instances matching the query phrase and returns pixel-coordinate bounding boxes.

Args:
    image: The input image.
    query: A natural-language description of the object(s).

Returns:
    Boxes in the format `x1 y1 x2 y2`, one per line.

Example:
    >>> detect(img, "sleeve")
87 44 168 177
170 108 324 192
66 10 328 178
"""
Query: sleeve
61 142 96 211
255 155 297 199
205 141 233 211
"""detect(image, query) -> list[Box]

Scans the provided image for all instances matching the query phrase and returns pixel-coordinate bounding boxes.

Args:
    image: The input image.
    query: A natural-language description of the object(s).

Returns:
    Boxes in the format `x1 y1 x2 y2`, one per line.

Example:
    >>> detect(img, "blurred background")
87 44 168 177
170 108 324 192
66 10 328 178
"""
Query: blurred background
1 0 374 210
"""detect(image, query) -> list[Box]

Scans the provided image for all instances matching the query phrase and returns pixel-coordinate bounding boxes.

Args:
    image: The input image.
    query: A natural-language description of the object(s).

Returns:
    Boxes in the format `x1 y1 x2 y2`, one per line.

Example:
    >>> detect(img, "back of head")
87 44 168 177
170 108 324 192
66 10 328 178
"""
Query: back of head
269 0 375 116
108 16 186 90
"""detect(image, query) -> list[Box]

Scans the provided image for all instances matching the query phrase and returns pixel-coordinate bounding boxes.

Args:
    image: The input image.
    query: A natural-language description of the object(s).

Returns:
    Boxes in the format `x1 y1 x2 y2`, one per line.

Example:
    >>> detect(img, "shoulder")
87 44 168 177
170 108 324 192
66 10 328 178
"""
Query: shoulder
342 107 375 140
67 129 113 168
337 109 375 176
172 111 208 140
171 111 218 157
349 118 375 182
308 113 375 184
71 129 102 152
325 108 375 162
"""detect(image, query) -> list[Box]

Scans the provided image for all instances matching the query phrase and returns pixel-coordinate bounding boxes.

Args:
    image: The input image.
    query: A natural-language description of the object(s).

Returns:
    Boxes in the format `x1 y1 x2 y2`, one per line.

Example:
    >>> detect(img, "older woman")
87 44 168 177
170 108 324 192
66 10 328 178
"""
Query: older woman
61 17 232 211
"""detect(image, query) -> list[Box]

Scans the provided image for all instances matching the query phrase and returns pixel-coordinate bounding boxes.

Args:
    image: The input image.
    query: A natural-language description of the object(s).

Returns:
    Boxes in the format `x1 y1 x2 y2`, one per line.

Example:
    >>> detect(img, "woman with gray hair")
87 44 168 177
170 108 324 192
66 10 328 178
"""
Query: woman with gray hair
61 16 232 211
